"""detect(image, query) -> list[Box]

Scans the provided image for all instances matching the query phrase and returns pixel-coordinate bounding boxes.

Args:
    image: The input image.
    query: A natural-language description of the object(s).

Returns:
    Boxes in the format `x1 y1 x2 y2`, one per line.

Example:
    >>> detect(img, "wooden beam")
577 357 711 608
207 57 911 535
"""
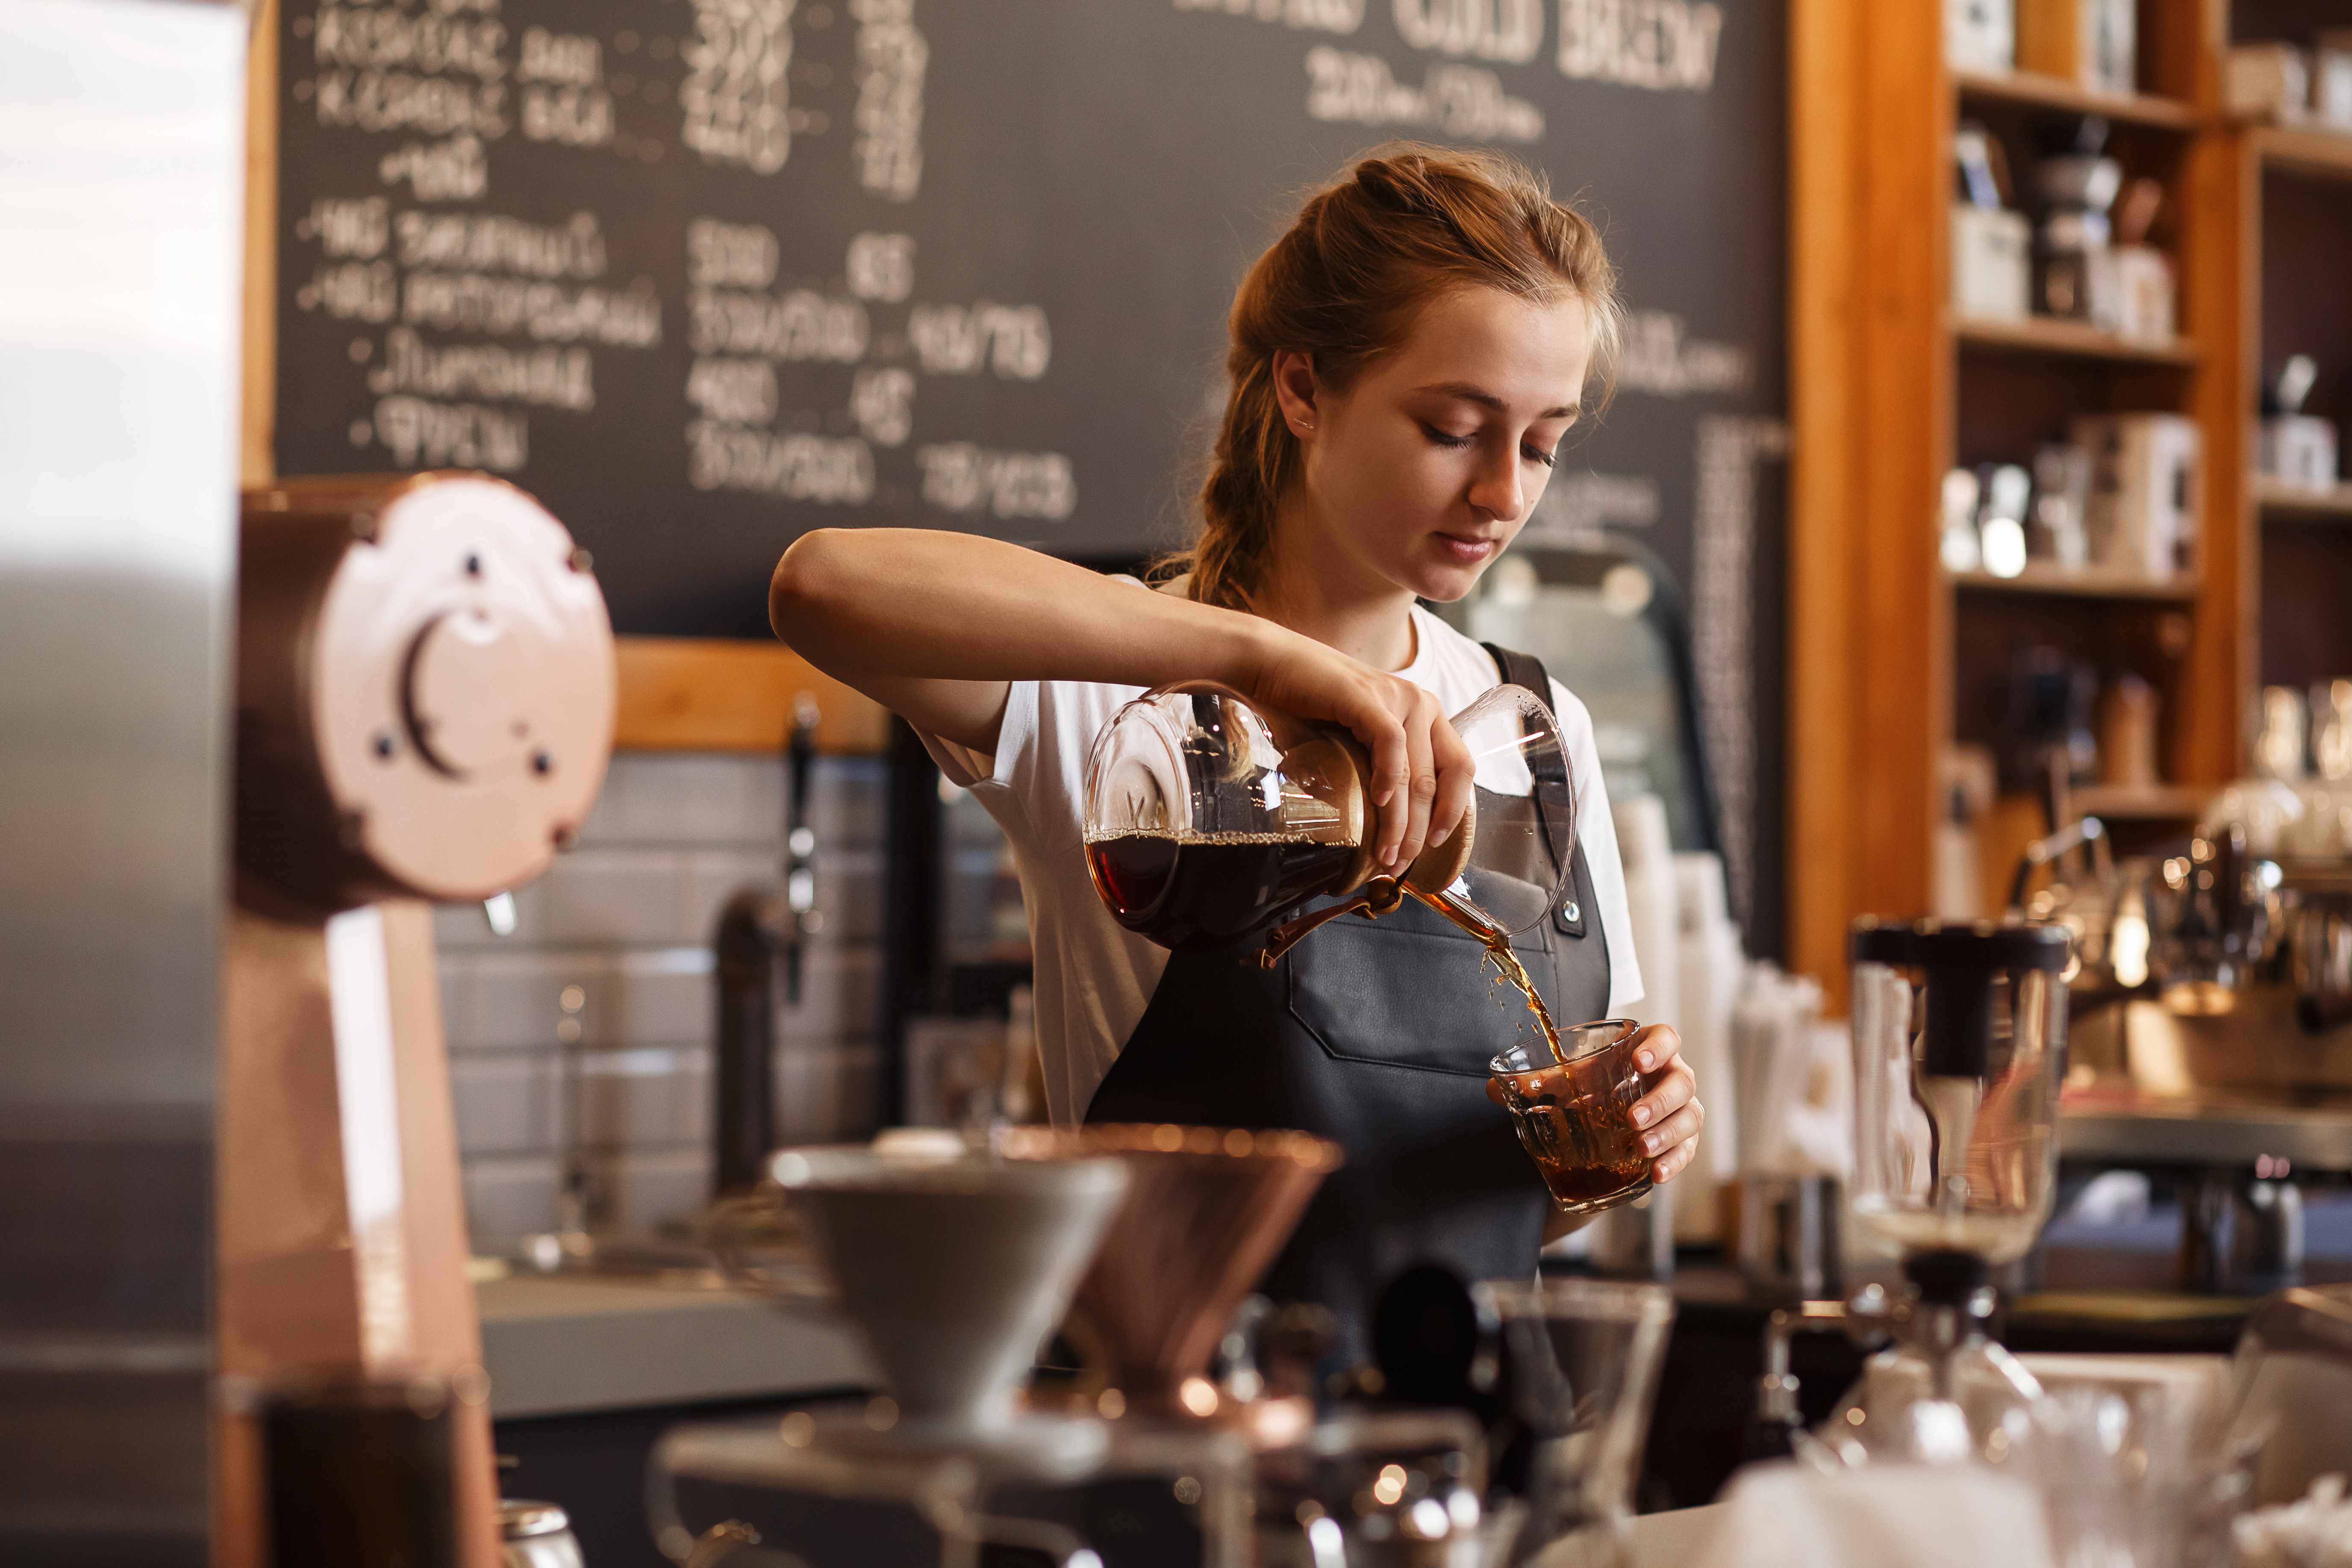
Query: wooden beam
613 636 890 754
1853 0 1949 933
242 0 277 489
2176 0 2256 787
1787 0 1867 1004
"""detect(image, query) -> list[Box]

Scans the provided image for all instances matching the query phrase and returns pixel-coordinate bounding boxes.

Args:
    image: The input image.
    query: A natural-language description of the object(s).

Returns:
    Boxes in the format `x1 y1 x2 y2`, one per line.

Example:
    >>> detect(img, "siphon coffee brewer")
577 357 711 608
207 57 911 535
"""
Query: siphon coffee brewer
1784 919 2074 1467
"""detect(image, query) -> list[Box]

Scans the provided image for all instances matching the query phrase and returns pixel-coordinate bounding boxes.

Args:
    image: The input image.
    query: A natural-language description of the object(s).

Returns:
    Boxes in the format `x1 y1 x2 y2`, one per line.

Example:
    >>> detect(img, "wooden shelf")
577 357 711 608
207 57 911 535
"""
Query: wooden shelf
2071 783 2208 820
2255 124 2352 183
1955 69 2199 131
2255 476 2352 519
1954 314 2201 366
1949 564 2201 601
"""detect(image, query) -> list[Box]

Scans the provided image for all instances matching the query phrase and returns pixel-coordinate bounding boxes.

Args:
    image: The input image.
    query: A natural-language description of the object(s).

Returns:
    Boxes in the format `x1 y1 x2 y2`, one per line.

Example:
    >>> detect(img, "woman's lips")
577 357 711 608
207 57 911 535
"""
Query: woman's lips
1437 534 1498 564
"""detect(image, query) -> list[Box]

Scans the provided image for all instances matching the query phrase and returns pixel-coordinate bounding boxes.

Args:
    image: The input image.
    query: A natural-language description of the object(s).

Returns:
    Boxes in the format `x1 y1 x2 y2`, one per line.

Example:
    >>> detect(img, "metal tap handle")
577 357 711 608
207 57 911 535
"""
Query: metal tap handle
783 693 821 1003
2008 815 2105 913
1747 1296 1882 1460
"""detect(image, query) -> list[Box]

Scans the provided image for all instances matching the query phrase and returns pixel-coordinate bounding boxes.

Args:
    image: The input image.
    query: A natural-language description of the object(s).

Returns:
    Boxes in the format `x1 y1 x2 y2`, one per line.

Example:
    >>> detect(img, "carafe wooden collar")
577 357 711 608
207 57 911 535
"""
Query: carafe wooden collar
1257 728 1477 968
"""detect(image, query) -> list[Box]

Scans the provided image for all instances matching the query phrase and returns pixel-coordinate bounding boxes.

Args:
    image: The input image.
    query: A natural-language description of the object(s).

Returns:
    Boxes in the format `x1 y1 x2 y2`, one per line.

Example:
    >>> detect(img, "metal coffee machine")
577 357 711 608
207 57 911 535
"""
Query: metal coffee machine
218 472 614 1566
2035 803 2352 1293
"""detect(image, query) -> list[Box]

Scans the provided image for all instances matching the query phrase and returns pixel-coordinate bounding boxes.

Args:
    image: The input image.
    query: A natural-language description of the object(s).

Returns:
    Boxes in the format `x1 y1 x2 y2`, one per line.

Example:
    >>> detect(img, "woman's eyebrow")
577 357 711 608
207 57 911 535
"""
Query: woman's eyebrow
1412 381 1579 420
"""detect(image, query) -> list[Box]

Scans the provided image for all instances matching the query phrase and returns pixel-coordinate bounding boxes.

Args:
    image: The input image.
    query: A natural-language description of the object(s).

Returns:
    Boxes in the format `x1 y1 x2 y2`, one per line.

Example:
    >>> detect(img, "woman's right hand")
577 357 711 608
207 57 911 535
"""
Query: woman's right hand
1241 632 1475 875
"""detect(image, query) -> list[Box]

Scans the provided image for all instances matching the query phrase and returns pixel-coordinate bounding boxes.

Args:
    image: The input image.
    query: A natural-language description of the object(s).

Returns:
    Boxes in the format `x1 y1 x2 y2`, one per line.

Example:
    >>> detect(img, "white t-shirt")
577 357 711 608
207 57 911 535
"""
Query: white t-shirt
922 587 1644 1127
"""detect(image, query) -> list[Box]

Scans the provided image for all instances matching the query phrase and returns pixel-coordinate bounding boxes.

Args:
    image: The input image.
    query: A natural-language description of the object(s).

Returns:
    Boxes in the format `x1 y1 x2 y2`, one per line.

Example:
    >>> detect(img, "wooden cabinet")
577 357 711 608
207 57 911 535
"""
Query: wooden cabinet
1784 0 2337 1005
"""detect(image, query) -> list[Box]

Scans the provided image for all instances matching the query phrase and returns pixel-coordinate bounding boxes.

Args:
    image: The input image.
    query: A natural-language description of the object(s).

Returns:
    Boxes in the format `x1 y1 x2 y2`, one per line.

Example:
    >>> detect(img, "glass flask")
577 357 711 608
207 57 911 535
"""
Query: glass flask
1082 680 1575 959
1825 919 2072 1467
1475 1278 1676 1568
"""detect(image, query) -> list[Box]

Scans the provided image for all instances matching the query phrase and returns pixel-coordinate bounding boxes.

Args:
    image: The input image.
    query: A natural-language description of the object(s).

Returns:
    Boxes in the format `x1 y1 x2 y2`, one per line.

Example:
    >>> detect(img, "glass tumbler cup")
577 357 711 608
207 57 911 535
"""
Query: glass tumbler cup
1489 1019 1653 1215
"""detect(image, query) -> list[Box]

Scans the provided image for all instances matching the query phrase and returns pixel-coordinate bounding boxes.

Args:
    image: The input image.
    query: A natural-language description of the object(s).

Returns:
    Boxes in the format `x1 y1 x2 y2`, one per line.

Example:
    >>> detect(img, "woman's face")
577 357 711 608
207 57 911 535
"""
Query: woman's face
1277 285 1595 606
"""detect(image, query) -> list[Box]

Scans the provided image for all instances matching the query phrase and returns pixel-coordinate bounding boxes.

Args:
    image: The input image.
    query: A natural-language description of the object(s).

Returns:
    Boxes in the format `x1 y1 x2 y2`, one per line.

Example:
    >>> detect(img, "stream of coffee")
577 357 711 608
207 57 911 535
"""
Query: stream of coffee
1406 884 1564 1065
1410 883 1652 1207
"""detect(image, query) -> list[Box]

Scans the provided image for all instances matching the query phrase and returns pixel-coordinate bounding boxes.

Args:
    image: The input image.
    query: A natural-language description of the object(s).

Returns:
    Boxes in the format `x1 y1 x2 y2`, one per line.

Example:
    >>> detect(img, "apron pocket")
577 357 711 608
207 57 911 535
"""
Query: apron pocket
1285 899 1558 1077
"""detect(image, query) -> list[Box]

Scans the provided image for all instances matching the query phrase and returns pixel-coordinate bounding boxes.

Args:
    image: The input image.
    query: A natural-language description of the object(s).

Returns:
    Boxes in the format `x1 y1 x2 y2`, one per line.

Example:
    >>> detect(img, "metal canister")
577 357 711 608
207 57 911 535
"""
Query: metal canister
500 1500 585 1568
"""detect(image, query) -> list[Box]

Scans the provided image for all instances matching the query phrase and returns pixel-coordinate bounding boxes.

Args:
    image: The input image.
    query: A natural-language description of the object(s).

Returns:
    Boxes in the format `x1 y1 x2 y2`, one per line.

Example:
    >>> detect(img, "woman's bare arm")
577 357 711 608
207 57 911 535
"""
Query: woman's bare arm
768 529 1474 869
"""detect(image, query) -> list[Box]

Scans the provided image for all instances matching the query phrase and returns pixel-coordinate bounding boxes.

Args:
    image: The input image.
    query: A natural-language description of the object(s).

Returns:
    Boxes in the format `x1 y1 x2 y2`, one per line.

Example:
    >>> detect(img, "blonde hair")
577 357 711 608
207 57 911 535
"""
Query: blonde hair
1168 143 1622 612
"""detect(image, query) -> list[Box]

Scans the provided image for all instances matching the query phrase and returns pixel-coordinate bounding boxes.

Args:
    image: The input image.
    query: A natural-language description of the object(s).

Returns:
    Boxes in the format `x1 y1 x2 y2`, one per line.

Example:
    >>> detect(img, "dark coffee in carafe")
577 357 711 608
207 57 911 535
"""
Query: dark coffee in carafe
1084 831 1357 953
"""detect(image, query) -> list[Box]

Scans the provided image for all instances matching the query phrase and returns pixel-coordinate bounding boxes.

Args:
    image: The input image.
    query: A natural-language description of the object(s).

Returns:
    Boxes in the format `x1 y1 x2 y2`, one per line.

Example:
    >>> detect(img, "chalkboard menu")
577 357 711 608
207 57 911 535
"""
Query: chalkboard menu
277 0 1791 941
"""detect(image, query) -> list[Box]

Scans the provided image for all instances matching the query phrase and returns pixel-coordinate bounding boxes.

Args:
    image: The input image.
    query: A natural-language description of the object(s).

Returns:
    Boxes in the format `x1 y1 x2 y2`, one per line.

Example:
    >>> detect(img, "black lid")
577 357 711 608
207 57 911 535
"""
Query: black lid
1903 1249 1993 1306
1850 918 2071 973
1853 919 2070 1079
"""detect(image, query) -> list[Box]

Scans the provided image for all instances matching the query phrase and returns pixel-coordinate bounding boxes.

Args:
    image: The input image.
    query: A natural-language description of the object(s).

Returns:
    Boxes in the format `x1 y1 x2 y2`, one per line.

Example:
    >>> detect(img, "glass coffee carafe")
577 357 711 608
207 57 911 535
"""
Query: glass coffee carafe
1082 680 1576 964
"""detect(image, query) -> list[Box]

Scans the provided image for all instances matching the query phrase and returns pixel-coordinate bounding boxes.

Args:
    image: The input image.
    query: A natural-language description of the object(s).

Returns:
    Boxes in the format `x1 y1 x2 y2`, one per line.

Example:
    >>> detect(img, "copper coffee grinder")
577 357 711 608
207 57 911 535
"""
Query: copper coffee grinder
217 473 615 1566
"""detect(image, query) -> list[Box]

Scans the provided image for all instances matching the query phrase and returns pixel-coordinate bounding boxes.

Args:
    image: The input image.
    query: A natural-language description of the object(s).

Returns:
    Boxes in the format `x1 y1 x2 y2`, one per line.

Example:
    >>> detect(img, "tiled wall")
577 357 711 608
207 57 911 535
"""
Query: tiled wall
434 751 887 1247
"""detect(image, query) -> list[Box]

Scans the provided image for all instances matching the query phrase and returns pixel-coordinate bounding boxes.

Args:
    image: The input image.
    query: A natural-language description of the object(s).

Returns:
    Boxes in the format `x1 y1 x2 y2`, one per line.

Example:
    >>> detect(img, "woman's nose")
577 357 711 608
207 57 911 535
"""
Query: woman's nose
1468 445 1526 522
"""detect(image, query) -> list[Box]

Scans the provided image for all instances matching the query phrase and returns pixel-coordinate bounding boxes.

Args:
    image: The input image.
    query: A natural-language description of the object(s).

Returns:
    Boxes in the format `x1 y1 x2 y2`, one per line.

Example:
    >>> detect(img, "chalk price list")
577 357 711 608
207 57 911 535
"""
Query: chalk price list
288 0 1077 525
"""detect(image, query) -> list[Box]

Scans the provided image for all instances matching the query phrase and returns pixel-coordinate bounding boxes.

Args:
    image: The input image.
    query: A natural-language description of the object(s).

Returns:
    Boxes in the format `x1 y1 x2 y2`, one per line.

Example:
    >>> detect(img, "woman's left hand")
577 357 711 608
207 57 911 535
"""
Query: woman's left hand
1627 1024 1703 1185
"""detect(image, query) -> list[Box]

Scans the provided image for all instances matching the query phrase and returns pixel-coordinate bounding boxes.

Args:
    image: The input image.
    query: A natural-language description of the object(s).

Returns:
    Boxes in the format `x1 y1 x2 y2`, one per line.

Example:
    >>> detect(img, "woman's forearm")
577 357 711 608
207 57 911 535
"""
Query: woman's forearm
771 528 1291 694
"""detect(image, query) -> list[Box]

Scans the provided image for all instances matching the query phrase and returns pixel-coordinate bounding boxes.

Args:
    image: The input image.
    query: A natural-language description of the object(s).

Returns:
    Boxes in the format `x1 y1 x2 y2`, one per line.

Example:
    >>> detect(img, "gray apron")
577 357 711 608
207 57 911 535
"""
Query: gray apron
1083 647 1613 1367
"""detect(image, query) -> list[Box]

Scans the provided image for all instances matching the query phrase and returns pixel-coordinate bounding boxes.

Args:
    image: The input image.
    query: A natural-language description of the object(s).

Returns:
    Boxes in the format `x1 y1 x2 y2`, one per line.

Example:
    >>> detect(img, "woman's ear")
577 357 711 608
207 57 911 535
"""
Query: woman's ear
1270 349 1318 437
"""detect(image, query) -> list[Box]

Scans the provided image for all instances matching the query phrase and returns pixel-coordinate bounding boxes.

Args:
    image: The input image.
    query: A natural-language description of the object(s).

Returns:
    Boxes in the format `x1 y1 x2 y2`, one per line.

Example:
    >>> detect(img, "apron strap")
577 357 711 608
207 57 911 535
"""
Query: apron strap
1479 642 1585 938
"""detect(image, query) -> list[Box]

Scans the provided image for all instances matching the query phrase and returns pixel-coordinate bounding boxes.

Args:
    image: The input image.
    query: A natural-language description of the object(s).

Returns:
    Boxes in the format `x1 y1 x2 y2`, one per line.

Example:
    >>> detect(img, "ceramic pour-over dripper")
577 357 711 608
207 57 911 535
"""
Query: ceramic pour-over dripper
1082 681 1575 963
998 1124 1341 1422
765 1146 1128 1445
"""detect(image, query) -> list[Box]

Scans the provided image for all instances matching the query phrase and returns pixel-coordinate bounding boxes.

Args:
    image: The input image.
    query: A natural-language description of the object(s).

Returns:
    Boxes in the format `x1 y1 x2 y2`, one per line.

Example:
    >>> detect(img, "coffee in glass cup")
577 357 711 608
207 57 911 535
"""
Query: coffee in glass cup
1488 1018 1654 1214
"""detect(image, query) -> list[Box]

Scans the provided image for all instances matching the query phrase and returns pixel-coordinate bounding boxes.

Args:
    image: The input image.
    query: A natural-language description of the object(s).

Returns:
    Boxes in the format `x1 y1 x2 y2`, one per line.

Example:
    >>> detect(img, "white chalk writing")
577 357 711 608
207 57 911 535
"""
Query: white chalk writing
300 259 400 323
378 133 487 201
851 0 925 201
1557 0 1722 93
689 423 876 502
1305 47 1544 141
1172 0 1364 34
313 5 507 80
850 367 915 446
918 443 1077 520
907 303 1051 379
846 232 915 303
685 356 780 425
1524 470 1660 540
367 327 595 411
394 210 604 278
687 218 780 289
690 288 869 361
1394 0 1542 63
403 271 662 347
370 395 530 472
1689 415 1787 925
301 196 390 259
523 82 616 147
315 70 509 138
681 0 795 175
518 27 599 86
1616 310 1751 397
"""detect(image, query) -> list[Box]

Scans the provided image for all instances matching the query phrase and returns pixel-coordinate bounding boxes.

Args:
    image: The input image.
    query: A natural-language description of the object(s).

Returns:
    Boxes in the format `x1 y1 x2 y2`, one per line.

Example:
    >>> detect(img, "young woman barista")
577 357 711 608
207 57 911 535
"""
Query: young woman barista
770 144 1704 1367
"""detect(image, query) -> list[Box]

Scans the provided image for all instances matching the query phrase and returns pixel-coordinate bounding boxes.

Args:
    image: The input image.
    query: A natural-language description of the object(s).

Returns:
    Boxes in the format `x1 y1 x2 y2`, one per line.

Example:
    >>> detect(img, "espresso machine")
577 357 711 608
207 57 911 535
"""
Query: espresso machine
2035 802 2352 1293
218 472 614 1566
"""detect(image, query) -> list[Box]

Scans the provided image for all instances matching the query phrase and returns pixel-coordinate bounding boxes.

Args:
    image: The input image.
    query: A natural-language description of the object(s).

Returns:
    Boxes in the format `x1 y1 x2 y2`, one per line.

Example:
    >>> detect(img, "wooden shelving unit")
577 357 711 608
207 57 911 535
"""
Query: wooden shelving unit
2072 783 2211 820
1948 565 2203 600
1954 314 2202 365
2255 476 2352 518
1788 0 2251 1003
1955 67 2200 128
1947 312 2201 364
2256 124 2352 181
2246 24 2352 749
